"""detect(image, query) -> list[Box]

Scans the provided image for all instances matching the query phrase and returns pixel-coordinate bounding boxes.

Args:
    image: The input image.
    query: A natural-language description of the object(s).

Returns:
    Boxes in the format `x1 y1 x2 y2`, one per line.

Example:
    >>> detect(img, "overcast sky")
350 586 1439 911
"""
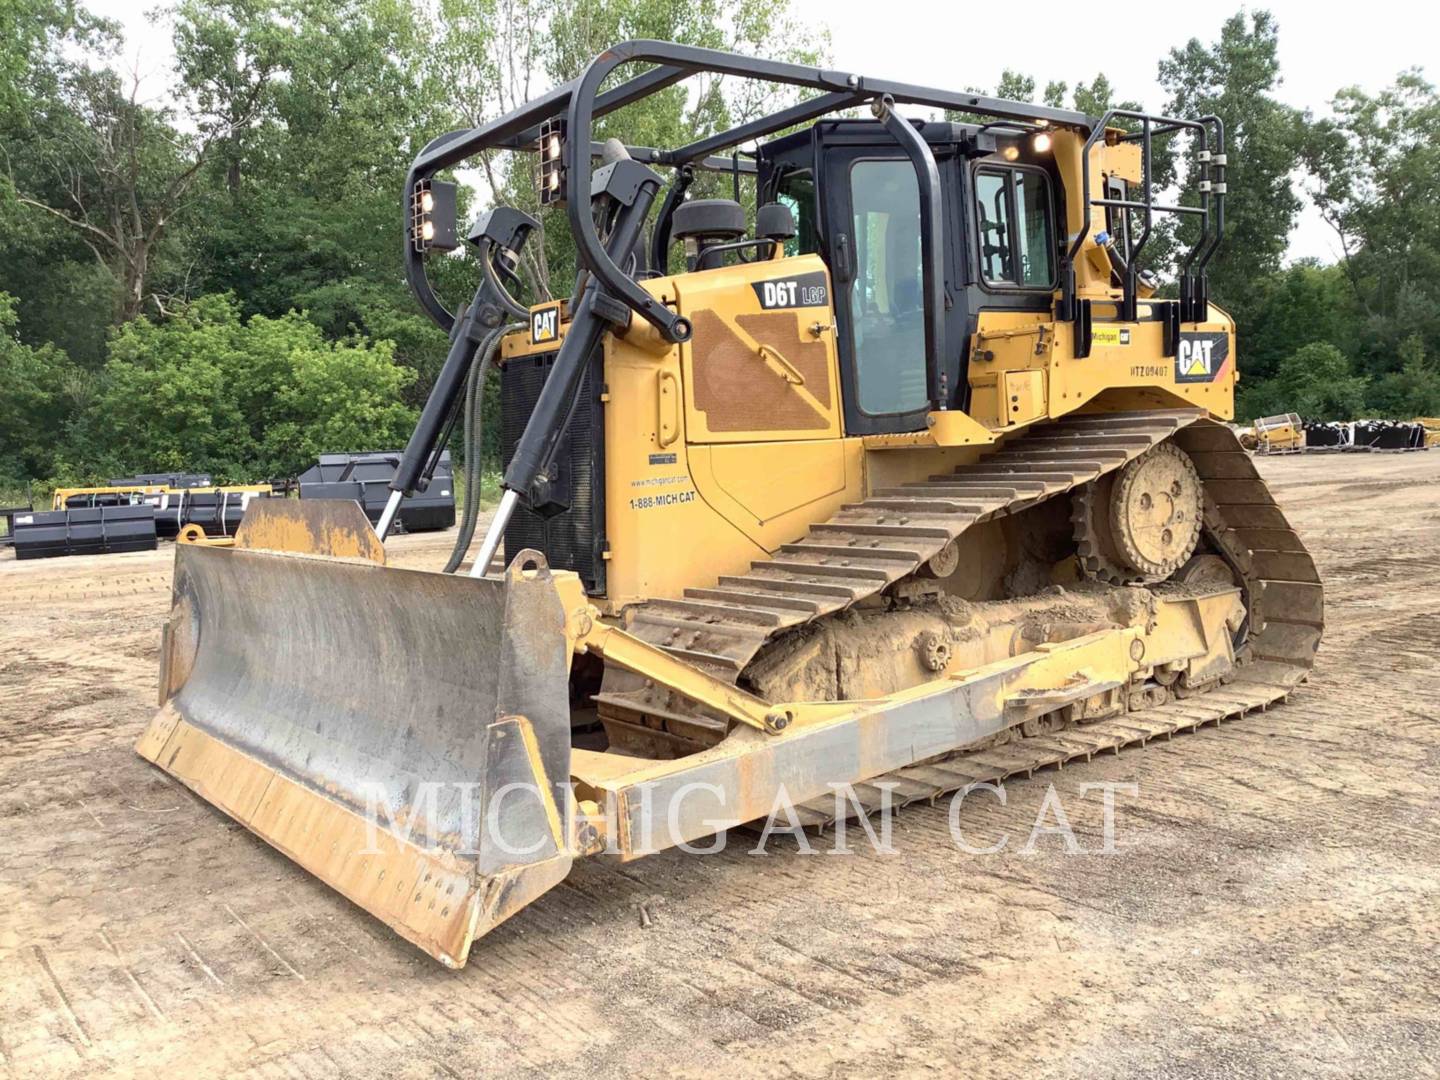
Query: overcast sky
90 0 1428 263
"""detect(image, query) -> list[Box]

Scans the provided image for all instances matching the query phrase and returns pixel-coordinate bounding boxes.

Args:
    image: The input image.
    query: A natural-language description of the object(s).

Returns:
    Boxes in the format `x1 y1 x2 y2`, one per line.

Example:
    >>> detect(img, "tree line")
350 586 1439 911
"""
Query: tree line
1 2 1436 493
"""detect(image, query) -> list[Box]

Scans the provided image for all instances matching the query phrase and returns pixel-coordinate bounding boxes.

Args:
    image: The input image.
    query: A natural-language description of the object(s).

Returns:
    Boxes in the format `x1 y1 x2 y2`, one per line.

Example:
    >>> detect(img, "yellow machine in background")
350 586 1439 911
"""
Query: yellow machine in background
50 483 272 511
138 41 1323 967
1252 413 1305 454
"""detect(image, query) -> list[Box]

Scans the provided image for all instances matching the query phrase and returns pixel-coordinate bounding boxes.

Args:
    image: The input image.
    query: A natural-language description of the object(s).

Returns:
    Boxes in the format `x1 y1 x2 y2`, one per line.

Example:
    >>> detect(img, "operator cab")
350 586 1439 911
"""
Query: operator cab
757 120 1062 436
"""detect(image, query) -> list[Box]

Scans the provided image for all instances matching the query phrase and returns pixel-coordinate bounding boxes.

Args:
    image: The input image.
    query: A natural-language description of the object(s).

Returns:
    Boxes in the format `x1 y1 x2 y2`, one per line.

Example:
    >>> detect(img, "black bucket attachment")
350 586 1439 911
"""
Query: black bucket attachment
12 505 158 560
177 489 268 537
298 450 456 532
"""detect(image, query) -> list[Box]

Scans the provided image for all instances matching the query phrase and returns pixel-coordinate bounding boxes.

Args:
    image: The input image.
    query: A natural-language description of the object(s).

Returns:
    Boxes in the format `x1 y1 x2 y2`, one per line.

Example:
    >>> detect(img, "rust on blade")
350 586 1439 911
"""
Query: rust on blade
233 498 386 562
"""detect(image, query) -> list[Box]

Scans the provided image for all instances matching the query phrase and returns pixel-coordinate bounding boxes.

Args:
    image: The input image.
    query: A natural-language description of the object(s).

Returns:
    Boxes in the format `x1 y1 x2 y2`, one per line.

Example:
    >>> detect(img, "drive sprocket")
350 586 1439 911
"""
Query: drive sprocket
1072 441 1203 583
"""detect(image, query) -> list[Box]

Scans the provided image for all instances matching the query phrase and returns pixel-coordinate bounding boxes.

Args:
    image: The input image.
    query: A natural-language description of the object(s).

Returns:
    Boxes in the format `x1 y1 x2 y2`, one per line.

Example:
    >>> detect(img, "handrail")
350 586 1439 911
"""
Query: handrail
402 41 1227 349
872 95 948 410
1059 108 1226 329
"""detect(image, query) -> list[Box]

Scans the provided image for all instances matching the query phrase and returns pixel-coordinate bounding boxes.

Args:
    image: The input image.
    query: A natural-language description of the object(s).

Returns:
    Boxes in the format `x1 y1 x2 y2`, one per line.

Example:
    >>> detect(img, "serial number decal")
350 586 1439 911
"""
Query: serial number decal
1130 364 1169 378
751 270 829 310
648 452 677 465
630 490 697 511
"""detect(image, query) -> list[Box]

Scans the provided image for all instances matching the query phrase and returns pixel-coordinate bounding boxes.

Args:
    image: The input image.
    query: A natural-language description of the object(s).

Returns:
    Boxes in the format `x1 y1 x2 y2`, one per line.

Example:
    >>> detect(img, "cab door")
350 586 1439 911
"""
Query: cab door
823 149 960 435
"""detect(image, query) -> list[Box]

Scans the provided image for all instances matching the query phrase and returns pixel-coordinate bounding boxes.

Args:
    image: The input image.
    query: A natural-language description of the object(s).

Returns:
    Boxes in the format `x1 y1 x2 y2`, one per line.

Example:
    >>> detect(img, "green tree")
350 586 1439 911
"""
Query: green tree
64 294 415 482
0 292 79 482
0 0 114 116
0 0 125 363
954 69 1140 116
1071 74 1140 118
3 0 273 326
1302 71 1440 377
173 0 455 384
1248 341 1369 421
1159 11 1303 319
1240 261 1357 383
994 70 1037 103
1367 335 1440 417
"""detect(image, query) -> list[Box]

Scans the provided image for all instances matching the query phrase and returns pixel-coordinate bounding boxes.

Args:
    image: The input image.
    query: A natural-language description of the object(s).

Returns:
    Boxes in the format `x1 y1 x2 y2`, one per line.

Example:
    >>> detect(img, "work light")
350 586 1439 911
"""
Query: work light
538 117 566 207
411 179 458 253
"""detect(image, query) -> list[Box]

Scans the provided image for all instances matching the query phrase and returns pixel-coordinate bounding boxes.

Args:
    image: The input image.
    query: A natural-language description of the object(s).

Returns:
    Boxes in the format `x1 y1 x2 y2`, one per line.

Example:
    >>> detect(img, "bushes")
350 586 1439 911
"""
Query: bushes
1236 342 1369 422
60 294 416 484
1237 333 1440 422
1366 336 1440 419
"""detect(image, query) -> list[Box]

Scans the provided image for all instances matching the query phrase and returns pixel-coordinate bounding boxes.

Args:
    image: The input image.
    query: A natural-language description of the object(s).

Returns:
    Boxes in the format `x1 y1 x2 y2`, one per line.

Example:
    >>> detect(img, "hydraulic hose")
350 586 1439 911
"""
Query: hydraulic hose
481 239 531 322
442 322 516 573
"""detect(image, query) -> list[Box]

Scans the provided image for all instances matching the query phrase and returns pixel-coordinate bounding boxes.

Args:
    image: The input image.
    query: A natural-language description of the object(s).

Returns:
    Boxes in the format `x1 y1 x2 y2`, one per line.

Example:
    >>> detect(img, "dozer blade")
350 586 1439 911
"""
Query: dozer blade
137 500 576 968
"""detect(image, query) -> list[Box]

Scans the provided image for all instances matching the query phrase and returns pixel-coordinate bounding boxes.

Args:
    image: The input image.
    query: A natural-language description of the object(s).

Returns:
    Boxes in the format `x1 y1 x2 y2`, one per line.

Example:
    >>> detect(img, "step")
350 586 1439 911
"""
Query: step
781 541 922 562
643 597 784 627
997 449 1130 465
810 521 952 540
844 498 985 515
879 484 1022 501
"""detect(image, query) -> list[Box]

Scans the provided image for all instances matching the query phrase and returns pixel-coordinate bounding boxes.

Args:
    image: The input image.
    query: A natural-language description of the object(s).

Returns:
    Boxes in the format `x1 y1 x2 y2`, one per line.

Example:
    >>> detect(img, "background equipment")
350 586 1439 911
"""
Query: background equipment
297 450 457 532
139 40 1324 967
1253 413 1305 453
13 503 157 559
15 482 273 557
109 472 215 488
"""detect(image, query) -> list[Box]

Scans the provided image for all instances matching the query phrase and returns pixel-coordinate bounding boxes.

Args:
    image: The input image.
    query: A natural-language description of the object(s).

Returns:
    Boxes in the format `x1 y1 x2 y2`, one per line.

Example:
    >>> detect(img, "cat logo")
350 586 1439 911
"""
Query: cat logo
1175 331 1230 384
530 302 561 345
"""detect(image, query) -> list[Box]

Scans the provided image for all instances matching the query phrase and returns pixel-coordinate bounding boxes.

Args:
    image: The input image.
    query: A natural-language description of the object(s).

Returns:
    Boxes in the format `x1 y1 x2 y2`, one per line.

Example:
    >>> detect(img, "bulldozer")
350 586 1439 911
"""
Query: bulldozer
137 41 1324 968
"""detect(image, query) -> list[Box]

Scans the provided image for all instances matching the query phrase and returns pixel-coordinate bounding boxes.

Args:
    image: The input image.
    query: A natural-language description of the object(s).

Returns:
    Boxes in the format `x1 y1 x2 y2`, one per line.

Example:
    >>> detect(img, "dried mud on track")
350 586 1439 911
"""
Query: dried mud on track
2 455 1438 1079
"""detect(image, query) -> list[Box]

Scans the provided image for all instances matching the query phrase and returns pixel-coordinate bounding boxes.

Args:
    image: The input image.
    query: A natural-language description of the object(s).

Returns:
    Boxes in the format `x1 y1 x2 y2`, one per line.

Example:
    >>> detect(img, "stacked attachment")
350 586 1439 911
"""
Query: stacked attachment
13 504 157 560
297 450 457 532
13 483 273 558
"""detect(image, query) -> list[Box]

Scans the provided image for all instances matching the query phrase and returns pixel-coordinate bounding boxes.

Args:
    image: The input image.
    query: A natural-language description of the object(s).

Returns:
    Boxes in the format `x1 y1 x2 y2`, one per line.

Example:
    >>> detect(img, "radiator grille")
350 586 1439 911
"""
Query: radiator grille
500 349 606 593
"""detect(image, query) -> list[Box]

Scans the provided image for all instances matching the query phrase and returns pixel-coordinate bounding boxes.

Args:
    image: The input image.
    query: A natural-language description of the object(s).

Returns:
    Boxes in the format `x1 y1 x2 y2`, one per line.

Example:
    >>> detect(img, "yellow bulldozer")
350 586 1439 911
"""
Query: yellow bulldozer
137 41 1323 967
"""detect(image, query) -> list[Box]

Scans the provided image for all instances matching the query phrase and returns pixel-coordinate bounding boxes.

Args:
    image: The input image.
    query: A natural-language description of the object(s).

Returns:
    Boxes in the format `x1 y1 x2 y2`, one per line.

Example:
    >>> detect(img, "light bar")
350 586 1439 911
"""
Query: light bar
538 117 566 207
411 179 459 253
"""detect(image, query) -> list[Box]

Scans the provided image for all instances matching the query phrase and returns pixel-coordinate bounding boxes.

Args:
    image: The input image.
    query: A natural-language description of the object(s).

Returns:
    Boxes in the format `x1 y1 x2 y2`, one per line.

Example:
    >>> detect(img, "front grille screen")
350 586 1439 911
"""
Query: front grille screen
499 350 606 593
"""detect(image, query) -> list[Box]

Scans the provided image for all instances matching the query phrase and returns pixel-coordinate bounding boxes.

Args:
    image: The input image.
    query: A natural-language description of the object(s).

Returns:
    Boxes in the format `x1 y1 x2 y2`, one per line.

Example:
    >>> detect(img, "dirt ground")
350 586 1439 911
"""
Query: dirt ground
2 452 1438 1079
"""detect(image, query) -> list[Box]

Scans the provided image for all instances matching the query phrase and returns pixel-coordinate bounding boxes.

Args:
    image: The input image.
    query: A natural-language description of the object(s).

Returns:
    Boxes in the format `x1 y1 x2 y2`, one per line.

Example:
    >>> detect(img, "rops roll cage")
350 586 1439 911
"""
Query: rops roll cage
405 39 1225 369
396 40 1227 572
403 36 1091 413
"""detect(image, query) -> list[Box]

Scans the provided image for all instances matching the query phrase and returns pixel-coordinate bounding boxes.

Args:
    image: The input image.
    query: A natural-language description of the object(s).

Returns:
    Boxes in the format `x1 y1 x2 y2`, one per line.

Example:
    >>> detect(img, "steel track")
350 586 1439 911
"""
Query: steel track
596 410 1324 762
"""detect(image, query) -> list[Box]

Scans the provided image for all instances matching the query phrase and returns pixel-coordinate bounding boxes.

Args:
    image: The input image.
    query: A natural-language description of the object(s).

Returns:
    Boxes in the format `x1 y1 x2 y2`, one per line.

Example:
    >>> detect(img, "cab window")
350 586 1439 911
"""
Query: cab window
775 169 819 256
1104 175 1132 264
848 159 929 416
975 166 1055 288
